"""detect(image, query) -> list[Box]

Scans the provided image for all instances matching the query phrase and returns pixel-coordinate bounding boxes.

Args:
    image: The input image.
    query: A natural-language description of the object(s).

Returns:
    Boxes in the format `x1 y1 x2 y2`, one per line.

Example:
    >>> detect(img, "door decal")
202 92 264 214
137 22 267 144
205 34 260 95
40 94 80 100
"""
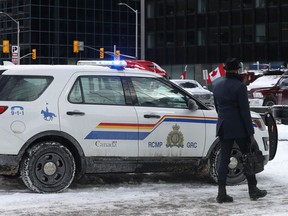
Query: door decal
85 115 217 140
166 124 184 148
41 106 57 121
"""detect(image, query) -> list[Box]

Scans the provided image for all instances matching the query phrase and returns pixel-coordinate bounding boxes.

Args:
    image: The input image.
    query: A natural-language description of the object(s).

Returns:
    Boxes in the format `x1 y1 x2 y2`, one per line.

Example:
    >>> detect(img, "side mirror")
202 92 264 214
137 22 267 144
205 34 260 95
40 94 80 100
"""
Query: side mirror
188 98 198 111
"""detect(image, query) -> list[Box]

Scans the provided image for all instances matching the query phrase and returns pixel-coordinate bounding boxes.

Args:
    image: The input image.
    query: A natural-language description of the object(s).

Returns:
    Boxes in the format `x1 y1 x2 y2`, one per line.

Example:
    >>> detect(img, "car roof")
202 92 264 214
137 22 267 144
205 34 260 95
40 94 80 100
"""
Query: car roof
170 79 198 83
1 64 162 78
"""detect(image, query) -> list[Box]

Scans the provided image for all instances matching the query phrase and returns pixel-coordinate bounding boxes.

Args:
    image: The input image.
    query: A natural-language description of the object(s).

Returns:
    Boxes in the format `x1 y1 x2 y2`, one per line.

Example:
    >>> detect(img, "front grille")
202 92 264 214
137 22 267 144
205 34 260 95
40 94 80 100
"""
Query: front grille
193 94 212 100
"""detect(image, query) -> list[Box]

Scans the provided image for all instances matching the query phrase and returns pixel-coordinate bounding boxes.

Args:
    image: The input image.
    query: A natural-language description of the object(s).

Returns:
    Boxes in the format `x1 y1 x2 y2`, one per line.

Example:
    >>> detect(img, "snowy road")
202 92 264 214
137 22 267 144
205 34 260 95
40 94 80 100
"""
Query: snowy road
0 125 287 216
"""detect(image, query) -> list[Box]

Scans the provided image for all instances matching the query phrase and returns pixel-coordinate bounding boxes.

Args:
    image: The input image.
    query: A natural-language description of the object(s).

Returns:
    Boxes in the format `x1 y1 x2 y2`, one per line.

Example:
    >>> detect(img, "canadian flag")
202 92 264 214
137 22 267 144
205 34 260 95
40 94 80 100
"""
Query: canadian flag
207 63 226 84
180 65 187 79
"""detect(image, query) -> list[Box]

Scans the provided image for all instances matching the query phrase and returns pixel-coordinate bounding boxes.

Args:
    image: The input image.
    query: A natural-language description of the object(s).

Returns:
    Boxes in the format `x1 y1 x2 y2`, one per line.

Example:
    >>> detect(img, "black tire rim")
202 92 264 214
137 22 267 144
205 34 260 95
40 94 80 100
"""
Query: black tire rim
265 101 276 107
226 148 244 182
35 152 66 185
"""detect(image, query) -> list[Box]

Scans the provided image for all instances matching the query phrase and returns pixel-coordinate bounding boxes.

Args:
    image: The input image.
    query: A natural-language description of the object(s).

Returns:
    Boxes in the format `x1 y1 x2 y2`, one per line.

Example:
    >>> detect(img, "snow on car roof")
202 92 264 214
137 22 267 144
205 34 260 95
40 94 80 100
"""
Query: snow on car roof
248 75 281 88
170 79 203 89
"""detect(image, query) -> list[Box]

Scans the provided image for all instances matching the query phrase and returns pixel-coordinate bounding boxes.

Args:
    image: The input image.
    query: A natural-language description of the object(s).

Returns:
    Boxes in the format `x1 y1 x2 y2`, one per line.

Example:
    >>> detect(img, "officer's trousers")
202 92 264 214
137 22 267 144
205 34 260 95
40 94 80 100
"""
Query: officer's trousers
218 136 257 187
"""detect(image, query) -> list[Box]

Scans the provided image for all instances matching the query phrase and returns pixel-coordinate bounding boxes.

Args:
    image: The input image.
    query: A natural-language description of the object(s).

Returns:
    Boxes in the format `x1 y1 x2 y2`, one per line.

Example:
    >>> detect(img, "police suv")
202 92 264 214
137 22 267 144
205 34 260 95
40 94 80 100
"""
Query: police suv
0 62 277 193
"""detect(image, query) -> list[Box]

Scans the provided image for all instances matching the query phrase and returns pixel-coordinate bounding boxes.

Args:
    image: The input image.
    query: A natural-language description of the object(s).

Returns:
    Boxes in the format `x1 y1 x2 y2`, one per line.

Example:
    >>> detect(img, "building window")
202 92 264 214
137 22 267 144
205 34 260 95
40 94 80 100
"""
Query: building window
208 0 217 12
268 23 279 41
267 0 278 6
220 0 229 11
176 30 185 46
220 28 229 44
147 2 154 18
197 0 206 13
256 24 266 42
156 32 165 47
256 0 265 7
166 0 175 16
282 0 288 6
187 31 196 46
156 1 164 17
166 32 174 46
231 26 241 43
281 23 288 41
187 0 197 14
176 0 186 16
147 33 155 48
208 28 218 44
243 0 253 8
197 29 206 45
231 0 241 9
243 25 253 42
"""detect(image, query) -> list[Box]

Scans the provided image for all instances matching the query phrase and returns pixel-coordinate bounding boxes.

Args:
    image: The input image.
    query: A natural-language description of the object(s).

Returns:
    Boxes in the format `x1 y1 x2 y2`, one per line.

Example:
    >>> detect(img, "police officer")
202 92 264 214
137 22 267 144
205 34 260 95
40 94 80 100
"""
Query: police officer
212 57 267 203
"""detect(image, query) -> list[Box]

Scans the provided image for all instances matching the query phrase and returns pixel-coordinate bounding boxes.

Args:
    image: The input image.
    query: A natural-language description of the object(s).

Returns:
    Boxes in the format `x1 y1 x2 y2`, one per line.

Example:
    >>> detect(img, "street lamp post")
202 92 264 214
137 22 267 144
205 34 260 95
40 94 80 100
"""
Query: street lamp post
118 3 138 59
0 12 20 65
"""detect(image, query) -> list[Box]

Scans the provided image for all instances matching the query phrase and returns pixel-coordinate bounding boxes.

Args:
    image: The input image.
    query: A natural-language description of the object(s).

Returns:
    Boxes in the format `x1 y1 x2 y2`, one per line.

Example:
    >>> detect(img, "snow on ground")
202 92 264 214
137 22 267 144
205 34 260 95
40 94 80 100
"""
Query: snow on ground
0 125 287 216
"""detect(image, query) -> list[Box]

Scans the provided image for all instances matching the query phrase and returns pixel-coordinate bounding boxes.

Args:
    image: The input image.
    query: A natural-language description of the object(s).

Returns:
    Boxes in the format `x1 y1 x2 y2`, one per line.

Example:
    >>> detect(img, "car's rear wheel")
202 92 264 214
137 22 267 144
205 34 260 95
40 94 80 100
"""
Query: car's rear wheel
209 143 246 185
20 141 76 193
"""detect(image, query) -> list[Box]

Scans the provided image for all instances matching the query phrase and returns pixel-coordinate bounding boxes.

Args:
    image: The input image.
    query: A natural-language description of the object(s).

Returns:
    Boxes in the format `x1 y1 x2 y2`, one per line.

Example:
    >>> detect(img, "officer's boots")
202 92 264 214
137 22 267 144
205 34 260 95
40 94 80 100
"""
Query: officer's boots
216 185 233 203
249 186 267 201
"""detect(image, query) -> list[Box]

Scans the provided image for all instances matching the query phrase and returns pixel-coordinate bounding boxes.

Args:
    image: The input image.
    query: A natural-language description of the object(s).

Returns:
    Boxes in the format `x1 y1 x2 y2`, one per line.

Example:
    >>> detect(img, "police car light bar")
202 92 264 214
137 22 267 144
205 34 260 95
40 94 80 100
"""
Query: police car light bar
77 60 127 67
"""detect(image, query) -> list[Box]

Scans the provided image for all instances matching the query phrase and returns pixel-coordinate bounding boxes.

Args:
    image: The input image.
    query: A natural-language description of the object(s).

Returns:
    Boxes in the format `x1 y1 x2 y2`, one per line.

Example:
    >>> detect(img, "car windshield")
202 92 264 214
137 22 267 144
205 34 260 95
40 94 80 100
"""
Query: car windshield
248 75 281 88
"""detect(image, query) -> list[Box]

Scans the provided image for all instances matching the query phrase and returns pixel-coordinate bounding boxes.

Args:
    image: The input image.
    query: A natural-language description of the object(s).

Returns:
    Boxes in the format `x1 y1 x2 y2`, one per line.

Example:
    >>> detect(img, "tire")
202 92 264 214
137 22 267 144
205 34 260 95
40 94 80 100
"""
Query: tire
281 118 288 125
20 142 76 193
209 143 246 185
263 97 277 106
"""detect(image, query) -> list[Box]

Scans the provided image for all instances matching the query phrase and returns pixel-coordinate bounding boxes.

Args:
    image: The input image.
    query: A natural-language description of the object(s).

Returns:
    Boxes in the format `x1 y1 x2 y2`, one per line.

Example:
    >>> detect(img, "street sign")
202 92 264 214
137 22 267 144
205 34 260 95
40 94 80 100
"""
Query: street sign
202 69 208 80
12 45 19 65
79 41 84 51
12 46 18 53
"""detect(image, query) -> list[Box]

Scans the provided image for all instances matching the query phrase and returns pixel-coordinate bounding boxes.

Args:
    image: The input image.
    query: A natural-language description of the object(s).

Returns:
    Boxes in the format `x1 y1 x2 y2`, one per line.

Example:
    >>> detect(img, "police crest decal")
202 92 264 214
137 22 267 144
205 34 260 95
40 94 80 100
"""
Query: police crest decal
166 124 184 148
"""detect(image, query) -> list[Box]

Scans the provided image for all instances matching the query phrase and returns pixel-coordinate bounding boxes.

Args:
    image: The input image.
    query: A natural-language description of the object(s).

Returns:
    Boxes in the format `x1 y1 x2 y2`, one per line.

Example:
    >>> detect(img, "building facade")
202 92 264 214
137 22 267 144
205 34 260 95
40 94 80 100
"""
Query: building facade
0 0 287 80
0 0 140 64
145 0 288 79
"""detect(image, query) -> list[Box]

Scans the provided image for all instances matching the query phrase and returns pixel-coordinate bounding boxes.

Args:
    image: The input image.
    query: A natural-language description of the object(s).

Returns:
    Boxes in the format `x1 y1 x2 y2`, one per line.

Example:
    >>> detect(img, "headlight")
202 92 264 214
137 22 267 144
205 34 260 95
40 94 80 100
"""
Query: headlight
252 118 266 131
252 92 263 98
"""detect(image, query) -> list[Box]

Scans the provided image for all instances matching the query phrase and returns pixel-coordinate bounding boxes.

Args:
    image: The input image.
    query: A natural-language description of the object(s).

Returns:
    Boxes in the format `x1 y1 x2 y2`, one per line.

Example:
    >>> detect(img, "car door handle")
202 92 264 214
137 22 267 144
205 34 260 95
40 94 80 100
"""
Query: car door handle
144 114 161 119
66 111 85 116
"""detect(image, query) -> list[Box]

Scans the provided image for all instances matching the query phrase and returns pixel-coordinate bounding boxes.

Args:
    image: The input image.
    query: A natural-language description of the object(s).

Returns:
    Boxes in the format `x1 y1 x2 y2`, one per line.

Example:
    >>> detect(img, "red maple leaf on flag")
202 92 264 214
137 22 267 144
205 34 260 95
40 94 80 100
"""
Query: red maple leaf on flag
210 70 218 77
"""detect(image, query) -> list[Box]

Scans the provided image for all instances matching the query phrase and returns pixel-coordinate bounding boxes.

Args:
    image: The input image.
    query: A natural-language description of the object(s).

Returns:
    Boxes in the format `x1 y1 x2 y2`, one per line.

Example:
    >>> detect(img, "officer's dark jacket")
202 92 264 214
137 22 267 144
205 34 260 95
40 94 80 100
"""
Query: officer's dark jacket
212 73 254 139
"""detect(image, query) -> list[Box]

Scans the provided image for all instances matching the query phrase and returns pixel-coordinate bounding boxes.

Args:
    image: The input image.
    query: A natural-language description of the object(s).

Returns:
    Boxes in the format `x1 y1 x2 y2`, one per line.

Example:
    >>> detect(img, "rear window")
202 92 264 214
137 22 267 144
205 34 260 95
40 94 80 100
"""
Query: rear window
0 75 53 101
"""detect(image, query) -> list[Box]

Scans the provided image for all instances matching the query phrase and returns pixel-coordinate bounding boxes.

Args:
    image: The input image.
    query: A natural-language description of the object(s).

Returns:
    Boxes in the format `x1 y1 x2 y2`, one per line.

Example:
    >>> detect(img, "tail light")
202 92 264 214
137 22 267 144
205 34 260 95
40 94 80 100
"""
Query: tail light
252 118 266 131
0 106 8 114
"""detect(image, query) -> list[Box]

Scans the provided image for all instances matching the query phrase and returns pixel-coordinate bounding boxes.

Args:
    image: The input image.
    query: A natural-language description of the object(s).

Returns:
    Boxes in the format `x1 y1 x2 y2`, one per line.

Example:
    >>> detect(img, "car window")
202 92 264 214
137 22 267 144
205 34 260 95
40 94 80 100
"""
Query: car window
131 77 188 108
68 76 125 105
280 78 288 87
178 81 199 89
0 75 53 101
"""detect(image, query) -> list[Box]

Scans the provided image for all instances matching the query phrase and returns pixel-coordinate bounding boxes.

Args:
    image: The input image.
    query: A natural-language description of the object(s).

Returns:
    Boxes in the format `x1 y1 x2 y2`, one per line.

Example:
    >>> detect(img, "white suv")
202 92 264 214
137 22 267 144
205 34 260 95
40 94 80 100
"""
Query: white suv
0 63 276 193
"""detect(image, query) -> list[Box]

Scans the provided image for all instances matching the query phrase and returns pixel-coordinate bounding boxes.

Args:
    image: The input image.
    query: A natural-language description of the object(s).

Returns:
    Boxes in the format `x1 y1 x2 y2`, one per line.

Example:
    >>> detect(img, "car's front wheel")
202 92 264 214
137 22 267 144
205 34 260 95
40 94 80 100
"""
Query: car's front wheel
209 143 246 185
263 96 277 106
20 141 76 193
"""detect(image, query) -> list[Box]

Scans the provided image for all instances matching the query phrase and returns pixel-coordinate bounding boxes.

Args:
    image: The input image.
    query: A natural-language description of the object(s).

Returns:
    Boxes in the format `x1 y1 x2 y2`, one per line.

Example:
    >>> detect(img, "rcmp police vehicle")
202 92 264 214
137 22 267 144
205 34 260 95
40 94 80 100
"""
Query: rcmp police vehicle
0 61 277 193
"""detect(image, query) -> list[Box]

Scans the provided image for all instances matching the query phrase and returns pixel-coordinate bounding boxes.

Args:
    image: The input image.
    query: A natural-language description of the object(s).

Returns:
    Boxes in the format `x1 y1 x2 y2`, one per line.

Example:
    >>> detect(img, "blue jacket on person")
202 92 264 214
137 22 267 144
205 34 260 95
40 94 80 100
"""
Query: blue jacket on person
212 73 254 139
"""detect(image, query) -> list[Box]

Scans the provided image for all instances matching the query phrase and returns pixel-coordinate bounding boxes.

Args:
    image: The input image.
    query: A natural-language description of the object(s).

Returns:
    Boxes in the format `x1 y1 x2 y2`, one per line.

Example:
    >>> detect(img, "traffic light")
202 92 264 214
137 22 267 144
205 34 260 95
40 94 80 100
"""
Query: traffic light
73 40 79 53
2 40 9 53
100 47 104 59
115 50 120 60
32 49 36 60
